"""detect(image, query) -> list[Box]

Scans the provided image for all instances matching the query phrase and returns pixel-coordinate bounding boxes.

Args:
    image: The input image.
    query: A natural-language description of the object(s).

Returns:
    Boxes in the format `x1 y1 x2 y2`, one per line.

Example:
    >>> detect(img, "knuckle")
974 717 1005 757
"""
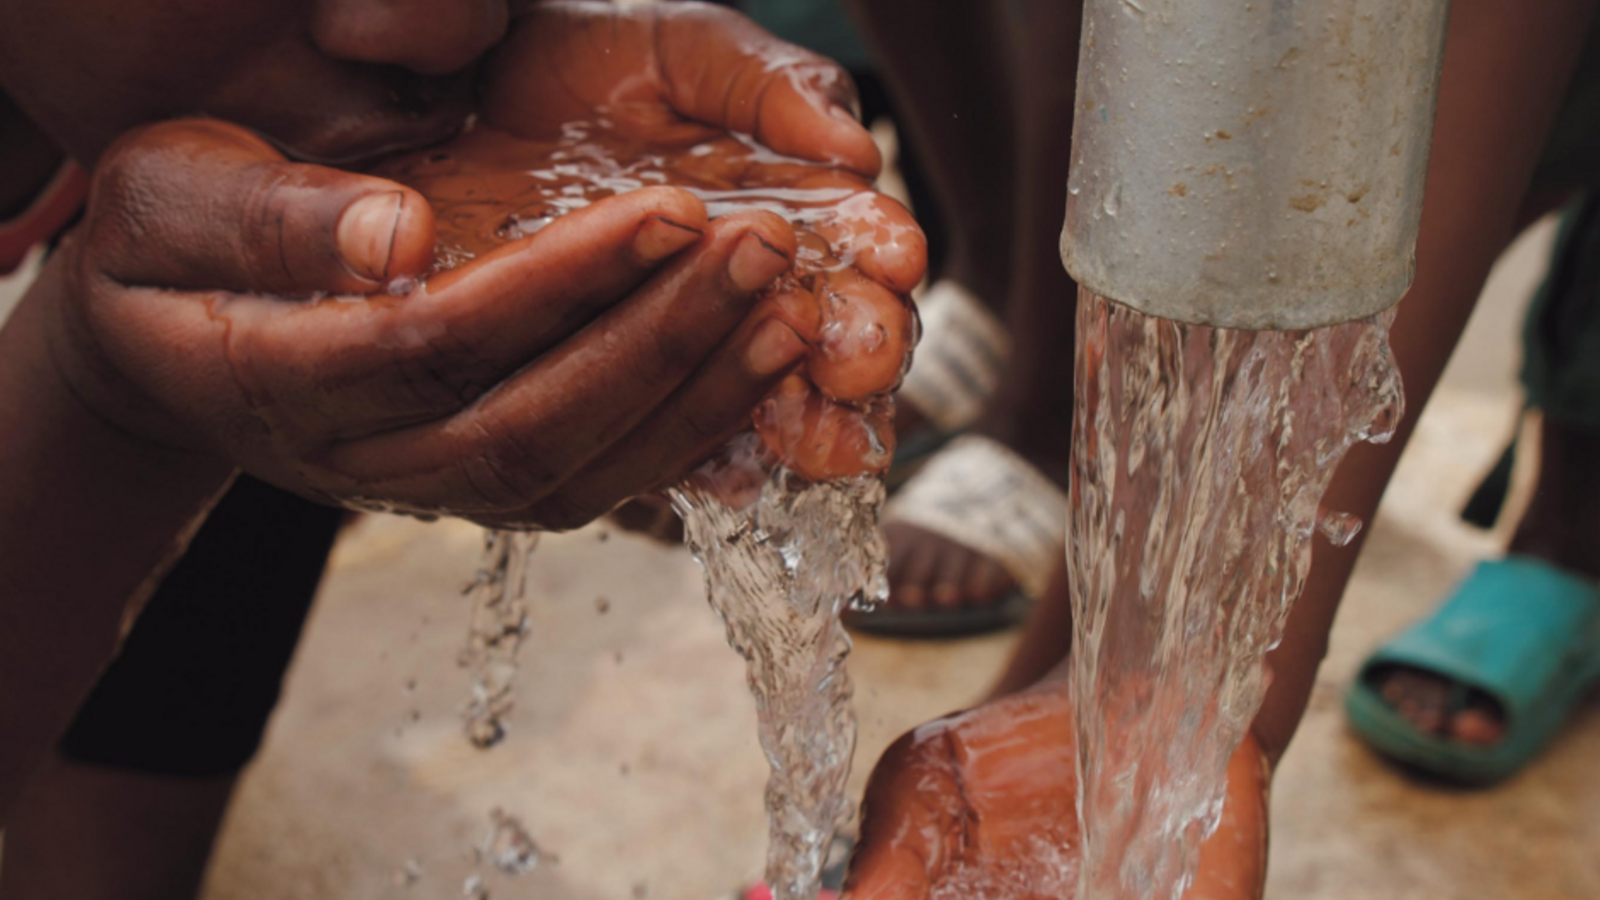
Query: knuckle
679 405 728 446
381 330 501 417
458 413 554 509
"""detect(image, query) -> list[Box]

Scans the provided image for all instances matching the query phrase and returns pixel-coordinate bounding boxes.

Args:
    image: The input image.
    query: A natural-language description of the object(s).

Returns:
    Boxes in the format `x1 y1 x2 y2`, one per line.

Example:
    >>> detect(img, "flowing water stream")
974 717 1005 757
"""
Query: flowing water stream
1067 289 1402 900
671 436 888 900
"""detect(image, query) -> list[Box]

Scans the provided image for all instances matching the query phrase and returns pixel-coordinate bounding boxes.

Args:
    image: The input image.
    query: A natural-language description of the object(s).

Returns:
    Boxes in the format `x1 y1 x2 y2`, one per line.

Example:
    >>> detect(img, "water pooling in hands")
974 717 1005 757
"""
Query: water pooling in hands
377 117 922 900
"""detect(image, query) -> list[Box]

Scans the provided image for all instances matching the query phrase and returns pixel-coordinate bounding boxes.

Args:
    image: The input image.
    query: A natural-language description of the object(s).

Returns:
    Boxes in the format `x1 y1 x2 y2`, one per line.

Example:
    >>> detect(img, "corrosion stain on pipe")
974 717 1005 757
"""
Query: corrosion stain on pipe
1061 0 1452 330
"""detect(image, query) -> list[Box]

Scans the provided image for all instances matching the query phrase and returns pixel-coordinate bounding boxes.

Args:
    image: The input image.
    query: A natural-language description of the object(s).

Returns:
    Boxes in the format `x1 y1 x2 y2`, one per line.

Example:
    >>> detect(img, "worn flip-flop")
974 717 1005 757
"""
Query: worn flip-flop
848 435 1066 638
1345 556 1600 784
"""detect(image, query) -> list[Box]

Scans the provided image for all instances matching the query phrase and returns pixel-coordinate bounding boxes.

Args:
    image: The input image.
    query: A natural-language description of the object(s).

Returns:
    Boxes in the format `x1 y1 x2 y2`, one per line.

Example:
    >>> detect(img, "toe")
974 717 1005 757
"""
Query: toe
886 523 937 610
963 556 1014 606
1381 668 1451 736
1449 695 1507 746
929 547 969 610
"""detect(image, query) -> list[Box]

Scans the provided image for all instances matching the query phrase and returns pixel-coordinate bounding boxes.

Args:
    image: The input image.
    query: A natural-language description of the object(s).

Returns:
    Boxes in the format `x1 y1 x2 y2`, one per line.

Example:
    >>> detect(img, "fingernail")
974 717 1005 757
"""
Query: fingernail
745 319 808 376
633 215 702 263
337 191 404 283
831 103 862 124
728 232 791 293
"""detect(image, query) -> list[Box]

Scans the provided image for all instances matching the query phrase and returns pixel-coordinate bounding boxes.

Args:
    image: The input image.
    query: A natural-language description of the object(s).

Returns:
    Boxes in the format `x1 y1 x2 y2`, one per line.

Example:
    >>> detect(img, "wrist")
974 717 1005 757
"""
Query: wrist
4 265 235 508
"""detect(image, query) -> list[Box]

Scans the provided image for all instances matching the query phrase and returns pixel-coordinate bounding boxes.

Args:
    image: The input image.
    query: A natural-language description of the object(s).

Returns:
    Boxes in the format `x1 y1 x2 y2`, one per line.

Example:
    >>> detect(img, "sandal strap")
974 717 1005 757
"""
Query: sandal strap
897 281 1010 434
884 435 1065 597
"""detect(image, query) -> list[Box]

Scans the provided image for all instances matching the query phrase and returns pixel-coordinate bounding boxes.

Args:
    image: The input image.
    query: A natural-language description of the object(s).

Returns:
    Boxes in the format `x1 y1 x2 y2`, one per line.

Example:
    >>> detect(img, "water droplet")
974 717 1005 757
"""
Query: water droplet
482 808 542 876
1103 182 1123 218
1316 508 1364 546
392 858 423 888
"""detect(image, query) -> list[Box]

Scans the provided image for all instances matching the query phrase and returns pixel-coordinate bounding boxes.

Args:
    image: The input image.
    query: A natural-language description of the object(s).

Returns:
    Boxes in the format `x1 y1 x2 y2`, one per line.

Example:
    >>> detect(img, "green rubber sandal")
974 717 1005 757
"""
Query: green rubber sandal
1346 556 1600 784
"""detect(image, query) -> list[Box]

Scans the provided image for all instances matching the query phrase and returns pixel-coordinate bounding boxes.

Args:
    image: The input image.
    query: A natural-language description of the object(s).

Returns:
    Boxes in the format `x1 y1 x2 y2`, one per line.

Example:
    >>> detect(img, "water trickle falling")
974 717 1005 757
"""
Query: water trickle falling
381 118 914 898
458 530 539 748
1068 288 1402 900
670 436 888 900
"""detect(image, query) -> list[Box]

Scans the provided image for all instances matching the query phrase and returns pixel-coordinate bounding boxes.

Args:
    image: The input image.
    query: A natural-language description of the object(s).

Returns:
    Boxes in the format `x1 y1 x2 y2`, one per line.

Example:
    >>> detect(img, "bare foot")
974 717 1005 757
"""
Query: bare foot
883 520 1016 611
1374 666 1508 747
844 679 1270 900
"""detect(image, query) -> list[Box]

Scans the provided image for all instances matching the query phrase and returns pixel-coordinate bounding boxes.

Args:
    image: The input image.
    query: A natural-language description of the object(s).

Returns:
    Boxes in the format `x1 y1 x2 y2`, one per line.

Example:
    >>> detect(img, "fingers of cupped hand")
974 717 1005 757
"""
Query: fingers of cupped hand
809 190 928 295
221 187 711 433
476 314 809 530
303 210 798 524
490 1 880 175
653 4 881 177
85 119 436 297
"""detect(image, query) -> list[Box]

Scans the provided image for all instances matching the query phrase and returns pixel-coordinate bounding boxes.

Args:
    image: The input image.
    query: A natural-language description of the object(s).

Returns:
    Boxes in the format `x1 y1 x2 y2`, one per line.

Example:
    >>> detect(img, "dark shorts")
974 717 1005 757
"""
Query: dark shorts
1521 194 1600 434
58 476 343 777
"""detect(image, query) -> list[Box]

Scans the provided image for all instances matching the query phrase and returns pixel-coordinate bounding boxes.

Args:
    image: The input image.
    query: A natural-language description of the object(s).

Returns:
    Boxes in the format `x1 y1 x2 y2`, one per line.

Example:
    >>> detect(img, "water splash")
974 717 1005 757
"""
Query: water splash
458 530 539 748
1068 289 1402 900
670 437 889 900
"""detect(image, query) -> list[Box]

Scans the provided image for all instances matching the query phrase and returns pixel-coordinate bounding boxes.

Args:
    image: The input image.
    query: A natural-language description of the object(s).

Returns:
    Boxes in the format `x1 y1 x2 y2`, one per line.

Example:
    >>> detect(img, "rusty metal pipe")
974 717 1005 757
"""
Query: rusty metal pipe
1060 0 1452 330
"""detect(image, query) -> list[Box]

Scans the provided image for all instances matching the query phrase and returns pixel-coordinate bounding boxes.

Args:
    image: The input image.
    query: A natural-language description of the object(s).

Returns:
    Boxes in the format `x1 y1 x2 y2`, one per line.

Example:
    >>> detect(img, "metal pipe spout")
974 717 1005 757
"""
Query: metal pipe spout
1060 0 1452 330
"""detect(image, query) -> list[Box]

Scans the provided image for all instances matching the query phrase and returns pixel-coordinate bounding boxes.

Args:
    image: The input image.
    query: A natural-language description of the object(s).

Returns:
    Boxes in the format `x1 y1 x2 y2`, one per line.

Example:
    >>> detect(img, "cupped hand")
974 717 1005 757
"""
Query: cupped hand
485 0 882 177
383 0 927 490
844 682 1270 900
47 118 809 529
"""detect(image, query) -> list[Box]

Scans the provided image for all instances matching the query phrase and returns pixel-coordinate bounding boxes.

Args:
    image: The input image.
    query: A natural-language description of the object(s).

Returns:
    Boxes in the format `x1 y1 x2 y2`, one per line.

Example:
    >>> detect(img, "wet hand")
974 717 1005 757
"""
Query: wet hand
485 1 882 178
46 118 809 529
843 683 1270 900
389 1 927 487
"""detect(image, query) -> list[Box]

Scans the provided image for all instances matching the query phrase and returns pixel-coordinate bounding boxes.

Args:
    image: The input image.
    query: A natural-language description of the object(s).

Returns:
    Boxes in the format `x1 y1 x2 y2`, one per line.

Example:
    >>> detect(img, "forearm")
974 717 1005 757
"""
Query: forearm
0 267 233 824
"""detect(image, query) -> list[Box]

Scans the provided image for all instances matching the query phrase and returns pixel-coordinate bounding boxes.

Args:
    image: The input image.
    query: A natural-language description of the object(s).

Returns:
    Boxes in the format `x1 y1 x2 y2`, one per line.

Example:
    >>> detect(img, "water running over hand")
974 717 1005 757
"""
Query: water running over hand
1068 289 1402 900
378 119 917 900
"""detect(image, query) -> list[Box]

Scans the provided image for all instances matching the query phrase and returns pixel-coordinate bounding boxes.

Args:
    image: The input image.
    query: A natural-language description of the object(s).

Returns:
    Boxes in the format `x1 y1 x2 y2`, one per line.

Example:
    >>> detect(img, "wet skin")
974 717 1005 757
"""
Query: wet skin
27 2 910 530
844 677 1270 900
0 0 914 836
375 121 924 486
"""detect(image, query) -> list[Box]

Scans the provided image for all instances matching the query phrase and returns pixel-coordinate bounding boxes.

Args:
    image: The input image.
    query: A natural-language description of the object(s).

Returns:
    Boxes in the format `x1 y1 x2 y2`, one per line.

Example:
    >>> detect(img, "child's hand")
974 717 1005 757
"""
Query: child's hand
843 685 1270 900
482 0 882 177
45 118 807 529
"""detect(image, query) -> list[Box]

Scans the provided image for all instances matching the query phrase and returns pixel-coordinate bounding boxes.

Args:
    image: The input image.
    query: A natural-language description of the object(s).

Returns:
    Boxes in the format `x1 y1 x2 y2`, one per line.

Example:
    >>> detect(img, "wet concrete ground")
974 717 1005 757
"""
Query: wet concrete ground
188 218 1597 900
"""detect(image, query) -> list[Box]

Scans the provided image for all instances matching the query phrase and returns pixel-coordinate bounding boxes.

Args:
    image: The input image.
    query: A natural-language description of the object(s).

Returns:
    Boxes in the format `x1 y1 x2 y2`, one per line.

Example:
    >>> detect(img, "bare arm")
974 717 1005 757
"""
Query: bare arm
0 270 233 820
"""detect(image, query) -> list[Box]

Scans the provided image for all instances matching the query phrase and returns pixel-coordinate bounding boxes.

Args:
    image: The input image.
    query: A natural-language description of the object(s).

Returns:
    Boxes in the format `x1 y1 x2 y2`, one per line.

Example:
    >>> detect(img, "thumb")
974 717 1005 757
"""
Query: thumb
86 118 435 296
